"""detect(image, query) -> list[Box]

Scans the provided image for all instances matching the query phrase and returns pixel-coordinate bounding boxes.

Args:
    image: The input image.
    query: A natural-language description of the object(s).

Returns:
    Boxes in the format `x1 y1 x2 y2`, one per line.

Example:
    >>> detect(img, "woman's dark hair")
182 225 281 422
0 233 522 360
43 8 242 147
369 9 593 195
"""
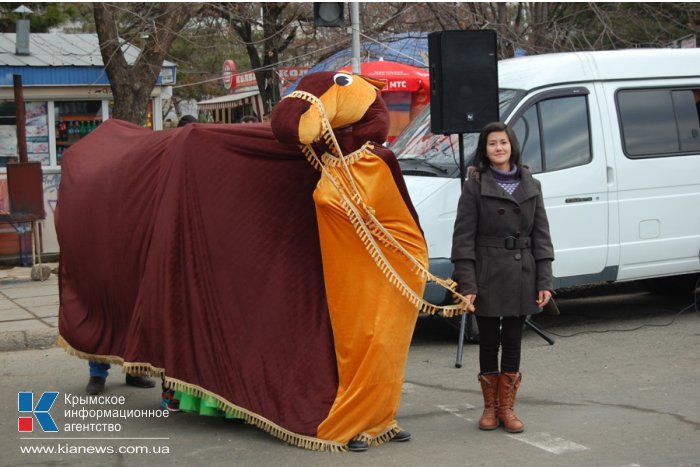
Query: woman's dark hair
177 115 198 127
473 121 522 173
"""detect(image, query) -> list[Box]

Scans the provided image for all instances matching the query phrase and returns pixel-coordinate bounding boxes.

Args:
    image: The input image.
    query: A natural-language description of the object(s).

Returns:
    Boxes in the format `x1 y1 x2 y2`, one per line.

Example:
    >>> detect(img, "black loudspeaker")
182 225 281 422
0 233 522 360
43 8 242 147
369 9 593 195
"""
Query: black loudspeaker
428 30 499 134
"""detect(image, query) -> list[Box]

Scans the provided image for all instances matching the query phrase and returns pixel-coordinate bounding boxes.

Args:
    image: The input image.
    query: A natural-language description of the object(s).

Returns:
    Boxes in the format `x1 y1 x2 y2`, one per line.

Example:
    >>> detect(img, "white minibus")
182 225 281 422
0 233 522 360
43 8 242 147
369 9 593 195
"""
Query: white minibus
392 48 700 306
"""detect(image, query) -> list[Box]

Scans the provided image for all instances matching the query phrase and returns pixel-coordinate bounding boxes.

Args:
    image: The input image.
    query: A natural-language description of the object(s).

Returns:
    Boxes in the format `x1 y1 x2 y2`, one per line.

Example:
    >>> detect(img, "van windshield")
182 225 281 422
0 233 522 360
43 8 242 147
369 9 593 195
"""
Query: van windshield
391 89 522 178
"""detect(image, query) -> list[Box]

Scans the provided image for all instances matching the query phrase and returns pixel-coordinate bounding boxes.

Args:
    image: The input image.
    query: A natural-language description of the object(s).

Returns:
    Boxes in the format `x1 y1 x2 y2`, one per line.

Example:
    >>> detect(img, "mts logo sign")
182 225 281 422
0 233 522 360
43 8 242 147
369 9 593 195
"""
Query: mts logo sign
18 391 59 432
388 81 409 89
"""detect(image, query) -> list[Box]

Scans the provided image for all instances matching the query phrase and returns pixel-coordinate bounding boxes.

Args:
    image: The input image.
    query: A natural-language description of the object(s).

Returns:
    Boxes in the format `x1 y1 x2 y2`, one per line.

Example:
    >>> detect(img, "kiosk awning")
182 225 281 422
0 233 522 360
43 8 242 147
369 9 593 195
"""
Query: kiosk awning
197 90 260 111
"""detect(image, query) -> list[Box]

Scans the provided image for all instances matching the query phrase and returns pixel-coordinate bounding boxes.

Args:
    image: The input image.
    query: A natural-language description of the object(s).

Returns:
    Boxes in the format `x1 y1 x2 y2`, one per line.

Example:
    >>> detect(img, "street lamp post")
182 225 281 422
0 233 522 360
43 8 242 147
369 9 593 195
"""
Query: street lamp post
350 3 360 74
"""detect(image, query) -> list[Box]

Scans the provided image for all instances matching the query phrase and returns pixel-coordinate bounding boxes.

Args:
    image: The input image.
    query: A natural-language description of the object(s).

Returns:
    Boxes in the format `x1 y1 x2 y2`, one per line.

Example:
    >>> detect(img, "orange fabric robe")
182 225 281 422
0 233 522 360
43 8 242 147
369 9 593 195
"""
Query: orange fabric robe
313 145 428 443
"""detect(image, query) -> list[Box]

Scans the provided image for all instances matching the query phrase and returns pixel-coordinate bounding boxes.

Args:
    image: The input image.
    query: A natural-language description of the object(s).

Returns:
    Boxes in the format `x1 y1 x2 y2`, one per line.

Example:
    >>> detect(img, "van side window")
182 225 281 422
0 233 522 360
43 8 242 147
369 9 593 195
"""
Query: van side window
511 95 591 174
673 89 700 152
512 106 542 173
617 88 700 157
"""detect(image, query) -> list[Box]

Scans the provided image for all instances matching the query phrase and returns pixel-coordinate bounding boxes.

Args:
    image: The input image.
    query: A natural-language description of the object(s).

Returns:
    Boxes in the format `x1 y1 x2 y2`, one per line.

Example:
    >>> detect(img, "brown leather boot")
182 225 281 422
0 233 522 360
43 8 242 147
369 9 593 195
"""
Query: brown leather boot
497 372 524 433
478 373 499 430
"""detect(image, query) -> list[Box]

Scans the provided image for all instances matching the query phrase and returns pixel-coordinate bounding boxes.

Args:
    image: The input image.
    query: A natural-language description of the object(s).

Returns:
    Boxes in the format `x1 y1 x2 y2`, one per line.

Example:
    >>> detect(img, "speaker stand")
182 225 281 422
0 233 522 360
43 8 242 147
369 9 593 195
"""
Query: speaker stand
453 132 475 368
454 316 554 368
454 312 475 368
524 318 555 345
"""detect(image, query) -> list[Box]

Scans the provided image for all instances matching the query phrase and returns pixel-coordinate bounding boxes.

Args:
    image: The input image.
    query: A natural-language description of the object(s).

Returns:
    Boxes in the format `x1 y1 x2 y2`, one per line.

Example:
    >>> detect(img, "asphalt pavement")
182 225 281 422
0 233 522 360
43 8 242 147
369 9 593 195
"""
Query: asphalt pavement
2 267 700 466
0 263 59 352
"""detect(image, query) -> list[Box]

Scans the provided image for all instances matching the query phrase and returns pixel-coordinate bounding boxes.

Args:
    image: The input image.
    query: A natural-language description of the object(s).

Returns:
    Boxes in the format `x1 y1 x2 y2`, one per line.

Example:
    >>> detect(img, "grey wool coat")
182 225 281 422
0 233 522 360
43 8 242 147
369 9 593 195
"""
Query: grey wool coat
451 167 554 317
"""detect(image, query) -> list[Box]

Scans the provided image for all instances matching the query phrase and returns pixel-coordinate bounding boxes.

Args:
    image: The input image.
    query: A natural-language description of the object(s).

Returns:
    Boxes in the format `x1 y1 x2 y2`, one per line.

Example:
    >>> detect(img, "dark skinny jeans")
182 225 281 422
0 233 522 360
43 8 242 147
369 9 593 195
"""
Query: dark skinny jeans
476 315 527 374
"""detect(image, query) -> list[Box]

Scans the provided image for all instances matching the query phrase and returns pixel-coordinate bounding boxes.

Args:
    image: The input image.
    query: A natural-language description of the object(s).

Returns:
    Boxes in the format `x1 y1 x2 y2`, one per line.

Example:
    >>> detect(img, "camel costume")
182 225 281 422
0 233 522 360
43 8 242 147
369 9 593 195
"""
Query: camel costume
57 71 467 451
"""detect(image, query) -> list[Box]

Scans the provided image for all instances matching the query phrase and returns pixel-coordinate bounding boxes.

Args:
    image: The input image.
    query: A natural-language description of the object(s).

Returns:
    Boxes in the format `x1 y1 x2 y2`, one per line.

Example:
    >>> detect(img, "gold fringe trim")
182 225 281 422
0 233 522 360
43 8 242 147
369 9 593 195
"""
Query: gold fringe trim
321 143 374 167
58 336 126 367
338 195 466 317
300 144 322 171
58 336 348 452
284 90 472 317
354 423 402 446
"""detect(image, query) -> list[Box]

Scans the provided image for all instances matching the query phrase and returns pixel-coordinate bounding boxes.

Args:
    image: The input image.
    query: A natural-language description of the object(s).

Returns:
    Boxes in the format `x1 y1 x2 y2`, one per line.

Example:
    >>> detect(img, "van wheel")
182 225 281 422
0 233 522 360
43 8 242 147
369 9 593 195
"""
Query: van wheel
643 274 700 297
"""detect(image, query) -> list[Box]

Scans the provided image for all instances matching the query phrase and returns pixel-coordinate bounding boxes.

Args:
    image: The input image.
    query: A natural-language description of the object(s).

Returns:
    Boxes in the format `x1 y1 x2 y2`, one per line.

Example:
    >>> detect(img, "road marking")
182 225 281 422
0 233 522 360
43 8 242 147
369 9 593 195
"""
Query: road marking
436 406 588 455
507 432 589 454
437 403 476 421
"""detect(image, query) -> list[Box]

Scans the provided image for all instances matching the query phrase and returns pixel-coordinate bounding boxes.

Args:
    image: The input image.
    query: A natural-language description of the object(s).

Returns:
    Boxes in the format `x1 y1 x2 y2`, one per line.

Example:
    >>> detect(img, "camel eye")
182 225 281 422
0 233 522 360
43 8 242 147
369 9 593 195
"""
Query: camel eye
333 73 353 86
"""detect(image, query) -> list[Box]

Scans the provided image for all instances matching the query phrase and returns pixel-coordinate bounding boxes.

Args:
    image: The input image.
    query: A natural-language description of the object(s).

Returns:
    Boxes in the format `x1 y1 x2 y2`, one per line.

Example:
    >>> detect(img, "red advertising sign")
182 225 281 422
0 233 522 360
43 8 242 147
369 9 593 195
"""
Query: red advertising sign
235 71 257 88
222 60 236 90
276 67 310 81
224 67 311 90
338 60 429 93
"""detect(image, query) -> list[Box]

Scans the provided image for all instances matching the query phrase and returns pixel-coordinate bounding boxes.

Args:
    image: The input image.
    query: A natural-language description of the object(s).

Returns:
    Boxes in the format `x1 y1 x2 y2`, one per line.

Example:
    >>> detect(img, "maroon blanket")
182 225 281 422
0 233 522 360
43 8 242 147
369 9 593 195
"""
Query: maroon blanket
57 119 339 438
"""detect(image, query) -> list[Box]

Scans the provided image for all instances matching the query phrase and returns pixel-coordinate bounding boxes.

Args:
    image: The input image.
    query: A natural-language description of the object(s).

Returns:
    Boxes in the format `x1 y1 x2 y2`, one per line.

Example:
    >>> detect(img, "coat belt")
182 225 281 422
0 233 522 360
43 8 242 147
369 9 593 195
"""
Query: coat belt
477 235 532 250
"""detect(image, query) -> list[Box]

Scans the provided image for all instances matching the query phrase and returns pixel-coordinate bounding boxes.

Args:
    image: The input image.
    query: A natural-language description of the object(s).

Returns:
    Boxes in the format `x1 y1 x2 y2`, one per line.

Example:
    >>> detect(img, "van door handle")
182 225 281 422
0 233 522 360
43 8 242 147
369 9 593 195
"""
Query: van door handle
565 197 593 203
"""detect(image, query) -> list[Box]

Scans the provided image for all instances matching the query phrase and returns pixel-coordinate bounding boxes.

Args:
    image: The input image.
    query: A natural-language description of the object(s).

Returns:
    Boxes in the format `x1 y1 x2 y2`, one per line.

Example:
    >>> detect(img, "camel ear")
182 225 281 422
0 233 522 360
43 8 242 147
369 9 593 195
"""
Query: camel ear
357 75 386 90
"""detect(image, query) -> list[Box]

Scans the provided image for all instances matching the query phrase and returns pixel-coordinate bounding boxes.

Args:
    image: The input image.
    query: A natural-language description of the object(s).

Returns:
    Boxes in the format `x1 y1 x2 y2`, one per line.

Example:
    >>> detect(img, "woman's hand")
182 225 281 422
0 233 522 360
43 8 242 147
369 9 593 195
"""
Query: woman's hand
452 292 476 313
464 293 476 313
536 290 552 308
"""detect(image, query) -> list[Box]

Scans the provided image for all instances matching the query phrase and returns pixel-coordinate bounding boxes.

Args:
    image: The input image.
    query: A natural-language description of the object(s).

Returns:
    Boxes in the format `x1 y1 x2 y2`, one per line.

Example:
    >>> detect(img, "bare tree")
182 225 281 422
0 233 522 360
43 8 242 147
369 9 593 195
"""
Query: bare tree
209 2 423 113
208 3 305 115
97 1 697 124
400 2 699 58
93 2 202 124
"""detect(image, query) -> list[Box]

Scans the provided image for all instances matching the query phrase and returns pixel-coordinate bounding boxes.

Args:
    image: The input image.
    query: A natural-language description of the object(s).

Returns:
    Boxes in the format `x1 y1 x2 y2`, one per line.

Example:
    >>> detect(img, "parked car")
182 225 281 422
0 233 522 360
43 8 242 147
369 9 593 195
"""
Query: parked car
391 48 700 307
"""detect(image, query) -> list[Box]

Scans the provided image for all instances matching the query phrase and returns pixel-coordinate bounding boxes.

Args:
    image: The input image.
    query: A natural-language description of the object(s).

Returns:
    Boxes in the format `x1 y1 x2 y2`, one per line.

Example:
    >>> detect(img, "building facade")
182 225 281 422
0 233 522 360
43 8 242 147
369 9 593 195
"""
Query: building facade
0 32 175 260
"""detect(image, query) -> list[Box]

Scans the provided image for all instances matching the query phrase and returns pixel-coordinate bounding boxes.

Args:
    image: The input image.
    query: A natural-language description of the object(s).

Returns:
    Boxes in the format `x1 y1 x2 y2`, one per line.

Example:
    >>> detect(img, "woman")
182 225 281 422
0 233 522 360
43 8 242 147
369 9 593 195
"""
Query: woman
451 121 554 433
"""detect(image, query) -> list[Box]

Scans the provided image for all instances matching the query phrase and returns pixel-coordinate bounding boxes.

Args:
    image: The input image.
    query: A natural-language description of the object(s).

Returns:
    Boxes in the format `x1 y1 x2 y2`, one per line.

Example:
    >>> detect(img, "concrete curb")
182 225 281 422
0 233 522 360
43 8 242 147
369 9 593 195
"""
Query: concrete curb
0 328 58 352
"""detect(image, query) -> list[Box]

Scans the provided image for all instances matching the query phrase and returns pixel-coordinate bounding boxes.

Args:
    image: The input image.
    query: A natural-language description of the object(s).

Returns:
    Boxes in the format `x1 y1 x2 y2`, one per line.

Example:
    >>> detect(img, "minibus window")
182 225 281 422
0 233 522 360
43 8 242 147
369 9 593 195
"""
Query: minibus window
512 106 542 173
540 97 591 171
672 89 700 152
618 90 679 156
392 89 521 178
511 95 591 174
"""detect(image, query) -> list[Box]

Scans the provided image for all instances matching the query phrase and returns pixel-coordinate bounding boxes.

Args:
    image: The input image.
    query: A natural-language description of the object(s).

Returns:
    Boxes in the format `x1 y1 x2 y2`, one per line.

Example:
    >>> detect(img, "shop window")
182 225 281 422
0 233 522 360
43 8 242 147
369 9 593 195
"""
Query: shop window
55 101 103 165
0 101 50 167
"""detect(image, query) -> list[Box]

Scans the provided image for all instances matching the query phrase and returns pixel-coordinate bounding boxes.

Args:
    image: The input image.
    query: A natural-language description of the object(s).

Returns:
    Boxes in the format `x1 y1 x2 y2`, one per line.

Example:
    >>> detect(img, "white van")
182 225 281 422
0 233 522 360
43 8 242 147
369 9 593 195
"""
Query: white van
392 48 700 305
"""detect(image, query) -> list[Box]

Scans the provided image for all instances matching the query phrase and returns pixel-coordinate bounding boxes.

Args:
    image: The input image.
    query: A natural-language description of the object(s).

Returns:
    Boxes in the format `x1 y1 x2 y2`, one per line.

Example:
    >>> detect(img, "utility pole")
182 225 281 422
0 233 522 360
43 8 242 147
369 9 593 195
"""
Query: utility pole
13 75 28 163
350 2 361 73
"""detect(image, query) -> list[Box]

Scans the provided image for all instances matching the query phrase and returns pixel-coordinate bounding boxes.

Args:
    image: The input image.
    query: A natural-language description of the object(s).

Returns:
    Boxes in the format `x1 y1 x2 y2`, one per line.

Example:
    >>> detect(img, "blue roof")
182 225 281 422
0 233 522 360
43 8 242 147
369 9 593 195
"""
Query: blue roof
0 33 175 87
283 33 429 95
1 65 111 86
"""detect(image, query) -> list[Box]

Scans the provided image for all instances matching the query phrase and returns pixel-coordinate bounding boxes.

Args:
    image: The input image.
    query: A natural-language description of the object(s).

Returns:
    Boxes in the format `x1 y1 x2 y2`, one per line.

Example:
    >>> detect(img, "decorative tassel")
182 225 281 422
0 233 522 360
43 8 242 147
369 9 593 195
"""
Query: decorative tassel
288 90 473 316
353 424 402 447
59 336 346 452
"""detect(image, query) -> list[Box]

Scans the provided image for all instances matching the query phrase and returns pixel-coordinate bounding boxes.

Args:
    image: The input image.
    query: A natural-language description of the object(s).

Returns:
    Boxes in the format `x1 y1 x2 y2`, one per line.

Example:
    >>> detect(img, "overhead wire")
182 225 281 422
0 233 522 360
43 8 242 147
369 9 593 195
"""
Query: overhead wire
172 26 428 90
356 30 427 67
171 39 347 89
93 3 426 92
